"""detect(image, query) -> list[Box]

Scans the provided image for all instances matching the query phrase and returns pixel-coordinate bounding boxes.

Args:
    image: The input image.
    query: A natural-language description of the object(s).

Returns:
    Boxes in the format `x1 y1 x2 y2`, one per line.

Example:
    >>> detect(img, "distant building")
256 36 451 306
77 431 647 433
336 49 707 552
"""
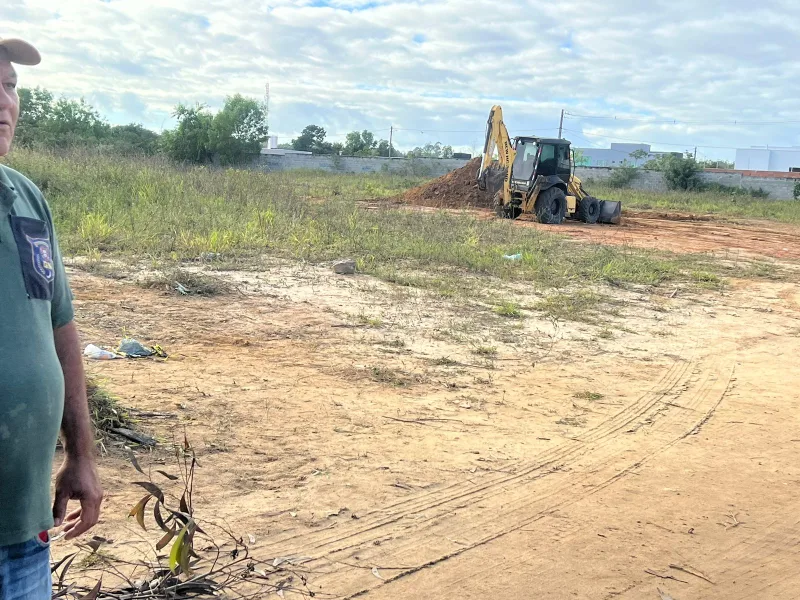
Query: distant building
574 143 680 167
260 135 311 156
735 147 800 172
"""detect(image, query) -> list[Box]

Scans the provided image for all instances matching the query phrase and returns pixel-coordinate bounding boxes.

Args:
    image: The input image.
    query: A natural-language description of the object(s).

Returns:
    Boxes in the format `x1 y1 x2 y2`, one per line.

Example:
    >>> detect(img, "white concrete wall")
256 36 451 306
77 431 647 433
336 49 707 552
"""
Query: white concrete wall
576 166 798 200
250 154 469 177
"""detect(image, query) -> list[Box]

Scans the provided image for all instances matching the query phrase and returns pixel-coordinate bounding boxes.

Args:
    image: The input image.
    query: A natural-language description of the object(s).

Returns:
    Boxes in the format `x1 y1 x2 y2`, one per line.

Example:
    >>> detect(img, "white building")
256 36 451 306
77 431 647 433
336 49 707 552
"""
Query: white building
734 147 800 172
574 143 680 168
260 135 311 156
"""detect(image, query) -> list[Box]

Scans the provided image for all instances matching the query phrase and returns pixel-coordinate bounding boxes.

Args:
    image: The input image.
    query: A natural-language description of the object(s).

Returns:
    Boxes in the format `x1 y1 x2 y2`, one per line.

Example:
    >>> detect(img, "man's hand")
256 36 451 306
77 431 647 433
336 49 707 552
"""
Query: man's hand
53 322 103 539
53 456 103 539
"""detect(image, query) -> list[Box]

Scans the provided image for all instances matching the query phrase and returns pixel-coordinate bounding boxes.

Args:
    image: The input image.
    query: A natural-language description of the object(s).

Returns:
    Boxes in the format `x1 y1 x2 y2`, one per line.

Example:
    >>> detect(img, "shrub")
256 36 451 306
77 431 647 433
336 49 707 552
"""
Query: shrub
661 156 703 191
606 163 639 188
794 182 800 200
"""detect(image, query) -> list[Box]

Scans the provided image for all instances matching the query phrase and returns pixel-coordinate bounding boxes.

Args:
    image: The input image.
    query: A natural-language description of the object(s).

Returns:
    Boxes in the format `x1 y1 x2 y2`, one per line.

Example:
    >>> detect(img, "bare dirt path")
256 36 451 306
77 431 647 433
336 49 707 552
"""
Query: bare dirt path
53 253 800 599
390 201 800 262
528 211 800 262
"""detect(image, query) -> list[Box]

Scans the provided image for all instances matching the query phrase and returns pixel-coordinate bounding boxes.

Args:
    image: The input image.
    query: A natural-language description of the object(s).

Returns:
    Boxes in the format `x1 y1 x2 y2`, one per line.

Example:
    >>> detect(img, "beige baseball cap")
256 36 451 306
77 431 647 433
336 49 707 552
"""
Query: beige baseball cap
0 38 41 66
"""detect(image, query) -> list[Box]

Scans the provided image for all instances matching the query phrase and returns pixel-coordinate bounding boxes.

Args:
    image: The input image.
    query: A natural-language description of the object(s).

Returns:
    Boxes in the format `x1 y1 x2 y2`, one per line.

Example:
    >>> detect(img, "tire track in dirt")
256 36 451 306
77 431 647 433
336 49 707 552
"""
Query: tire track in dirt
329 358 736 598
265 350 696 555
261 348 736 597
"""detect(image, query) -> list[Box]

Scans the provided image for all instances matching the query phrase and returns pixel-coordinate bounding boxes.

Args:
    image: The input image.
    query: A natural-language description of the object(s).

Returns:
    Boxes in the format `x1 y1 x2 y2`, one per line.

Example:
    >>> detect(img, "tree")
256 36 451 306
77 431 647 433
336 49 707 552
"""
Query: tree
161 103 214 163
15 87 111 148
628 149 649 165
210 94 269 165
292 125 327 153
698 159 734 169
344 130 378 156
407 142 452 158
376 139 400 157
645 154 702 190
107 124 160 155
15 87 55 146
572 148 590 166
291 124 338 154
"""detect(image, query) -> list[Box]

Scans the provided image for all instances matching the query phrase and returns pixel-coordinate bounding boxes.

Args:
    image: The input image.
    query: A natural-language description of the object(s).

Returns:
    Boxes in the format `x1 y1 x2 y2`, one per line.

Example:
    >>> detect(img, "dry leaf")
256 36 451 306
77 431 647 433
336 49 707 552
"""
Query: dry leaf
153 503 168 532
132 482 164 503
128 495 151 531
248 534 256 545
179 492 190 515
657 588 675 600
156 470 179 481
128 449 144 475
156 525 177 551
372 567 384 580
78 579 102 600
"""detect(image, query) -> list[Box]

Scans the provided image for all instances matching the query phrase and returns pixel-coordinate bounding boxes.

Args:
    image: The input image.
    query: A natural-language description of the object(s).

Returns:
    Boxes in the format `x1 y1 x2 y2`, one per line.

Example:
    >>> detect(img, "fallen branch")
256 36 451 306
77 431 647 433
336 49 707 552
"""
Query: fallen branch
669 564 715 584
645 569 688 584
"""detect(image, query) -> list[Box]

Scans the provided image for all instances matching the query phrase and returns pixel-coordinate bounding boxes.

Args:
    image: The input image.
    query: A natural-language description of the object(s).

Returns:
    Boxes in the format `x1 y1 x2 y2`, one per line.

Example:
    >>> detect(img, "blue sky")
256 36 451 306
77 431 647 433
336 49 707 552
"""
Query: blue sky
4 0 800 159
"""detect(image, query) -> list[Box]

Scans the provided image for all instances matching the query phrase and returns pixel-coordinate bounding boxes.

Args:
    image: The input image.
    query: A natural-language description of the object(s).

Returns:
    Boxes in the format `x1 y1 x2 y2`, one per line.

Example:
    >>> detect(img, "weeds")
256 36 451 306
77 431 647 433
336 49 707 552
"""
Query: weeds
357 314 383 328
86 375 129 436
368 366 417 387
494 301 523 318
574 391 604 401
473 345 498 357
535 289 604 323
592 183 800 224
431 357 458 366
3 149 779 297
139 268 231 296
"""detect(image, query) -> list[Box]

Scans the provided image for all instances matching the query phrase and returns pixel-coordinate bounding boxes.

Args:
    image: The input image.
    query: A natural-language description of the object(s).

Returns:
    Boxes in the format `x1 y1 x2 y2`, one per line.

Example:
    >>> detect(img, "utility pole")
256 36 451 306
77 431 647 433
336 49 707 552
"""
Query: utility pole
388 125 393 158
694 146 697 160
558 109 565 139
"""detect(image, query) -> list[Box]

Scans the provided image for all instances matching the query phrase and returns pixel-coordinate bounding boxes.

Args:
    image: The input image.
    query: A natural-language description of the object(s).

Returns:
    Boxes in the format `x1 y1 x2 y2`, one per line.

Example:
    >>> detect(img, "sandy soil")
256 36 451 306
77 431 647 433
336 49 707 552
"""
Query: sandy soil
51 215 800 599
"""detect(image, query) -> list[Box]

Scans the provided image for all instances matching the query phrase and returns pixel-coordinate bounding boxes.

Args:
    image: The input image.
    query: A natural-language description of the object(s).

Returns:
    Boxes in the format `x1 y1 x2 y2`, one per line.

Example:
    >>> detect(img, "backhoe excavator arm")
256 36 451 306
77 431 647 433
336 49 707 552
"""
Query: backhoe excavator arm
476 105 516 207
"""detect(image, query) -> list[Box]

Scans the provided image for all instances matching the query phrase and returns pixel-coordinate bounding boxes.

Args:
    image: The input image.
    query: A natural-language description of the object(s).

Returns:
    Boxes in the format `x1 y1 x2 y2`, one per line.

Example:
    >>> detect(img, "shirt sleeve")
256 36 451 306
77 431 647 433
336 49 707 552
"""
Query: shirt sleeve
41 198 74 329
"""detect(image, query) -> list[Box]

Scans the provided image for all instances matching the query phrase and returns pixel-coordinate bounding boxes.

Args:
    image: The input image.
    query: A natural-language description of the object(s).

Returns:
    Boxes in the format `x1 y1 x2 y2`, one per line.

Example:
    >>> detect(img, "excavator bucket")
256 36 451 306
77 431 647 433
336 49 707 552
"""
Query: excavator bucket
598 200 622 225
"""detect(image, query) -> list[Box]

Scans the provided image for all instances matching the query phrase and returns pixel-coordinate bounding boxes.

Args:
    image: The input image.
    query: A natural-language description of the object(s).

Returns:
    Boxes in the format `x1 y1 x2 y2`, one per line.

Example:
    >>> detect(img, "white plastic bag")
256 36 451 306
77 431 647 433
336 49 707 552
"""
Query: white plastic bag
83 344 120 360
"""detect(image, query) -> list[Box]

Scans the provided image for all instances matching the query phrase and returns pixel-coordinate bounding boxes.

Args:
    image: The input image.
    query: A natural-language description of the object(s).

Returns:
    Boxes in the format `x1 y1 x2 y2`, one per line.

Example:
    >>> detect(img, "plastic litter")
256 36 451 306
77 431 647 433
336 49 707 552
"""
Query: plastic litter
83 344 121 360
503 253 522 261
116 338 169 359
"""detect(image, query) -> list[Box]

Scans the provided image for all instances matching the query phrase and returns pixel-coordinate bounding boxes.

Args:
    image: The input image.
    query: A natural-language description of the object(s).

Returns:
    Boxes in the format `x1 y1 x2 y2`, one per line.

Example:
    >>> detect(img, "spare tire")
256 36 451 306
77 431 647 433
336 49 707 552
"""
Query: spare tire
534 187 567 224
577 196 600 224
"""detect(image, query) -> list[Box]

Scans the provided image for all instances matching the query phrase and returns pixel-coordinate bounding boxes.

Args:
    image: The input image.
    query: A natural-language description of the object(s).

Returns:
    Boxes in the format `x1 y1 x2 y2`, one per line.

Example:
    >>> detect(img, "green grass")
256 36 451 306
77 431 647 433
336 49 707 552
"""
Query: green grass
473 345 498 357
1 150 782 298
534 289 606 323
494 301 523 318
574 391 604 401
591 183 800 224
86 375 129 437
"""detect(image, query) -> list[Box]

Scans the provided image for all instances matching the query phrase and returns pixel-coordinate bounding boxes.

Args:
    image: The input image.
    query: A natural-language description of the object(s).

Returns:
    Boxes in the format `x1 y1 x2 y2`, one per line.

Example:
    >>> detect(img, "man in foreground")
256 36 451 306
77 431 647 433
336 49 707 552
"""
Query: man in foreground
0 37 102 599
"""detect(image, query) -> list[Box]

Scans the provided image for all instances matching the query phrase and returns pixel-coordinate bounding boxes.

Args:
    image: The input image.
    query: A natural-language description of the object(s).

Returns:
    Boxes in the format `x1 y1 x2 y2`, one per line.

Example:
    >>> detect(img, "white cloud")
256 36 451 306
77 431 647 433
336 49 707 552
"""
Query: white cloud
4 0 800 157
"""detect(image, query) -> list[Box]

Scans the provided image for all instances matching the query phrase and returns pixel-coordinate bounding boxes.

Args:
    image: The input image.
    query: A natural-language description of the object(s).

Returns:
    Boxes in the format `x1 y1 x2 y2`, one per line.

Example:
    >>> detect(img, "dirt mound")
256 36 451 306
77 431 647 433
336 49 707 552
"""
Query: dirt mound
401 158 496 209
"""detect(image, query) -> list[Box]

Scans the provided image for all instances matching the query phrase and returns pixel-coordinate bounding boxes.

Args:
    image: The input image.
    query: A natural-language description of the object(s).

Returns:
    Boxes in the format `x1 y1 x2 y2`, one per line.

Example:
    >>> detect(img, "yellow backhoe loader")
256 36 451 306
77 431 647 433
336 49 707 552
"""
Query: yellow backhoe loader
477 106 621 224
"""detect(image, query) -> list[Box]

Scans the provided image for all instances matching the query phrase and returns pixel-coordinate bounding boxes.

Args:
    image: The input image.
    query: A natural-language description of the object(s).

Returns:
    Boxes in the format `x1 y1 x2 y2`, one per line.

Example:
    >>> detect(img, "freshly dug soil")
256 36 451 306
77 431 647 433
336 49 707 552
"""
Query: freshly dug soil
401 158 496 209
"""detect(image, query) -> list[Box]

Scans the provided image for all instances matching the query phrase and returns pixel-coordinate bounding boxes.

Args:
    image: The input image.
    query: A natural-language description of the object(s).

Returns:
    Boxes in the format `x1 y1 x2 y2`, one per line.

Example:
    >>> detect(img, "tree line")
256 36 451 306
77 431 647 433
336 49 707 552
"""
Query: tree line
12 88 461 165
14 87 267 165
288 124 456 158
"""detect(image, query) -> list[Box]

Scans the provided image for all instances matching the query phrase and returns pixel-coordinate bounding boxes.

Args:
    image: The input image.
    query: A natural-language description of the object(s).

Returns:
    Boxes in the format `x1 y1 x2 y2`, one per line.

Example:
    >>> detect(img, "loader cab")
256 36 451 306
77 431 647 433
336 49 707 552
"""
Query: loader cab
511 137 573 187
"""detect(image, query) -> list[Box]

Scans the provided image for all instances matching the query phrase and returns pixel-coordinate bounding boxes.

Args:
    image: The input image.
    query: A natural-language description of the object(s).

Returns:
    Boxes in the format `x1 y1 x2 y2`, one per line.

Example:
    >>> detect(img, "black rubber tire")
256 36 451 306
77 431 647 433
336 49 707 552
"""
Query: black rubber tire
534 187 567 224
577 196 600 224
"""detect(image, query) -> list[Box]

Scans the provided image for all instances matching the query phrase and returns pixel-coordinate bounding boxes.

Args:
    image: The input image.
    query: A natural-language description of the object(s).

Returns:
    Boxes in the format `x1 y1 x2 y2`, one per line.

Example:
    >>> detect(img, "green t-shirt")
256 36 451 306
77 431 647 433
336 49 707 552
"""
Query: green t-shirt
0 164 74 546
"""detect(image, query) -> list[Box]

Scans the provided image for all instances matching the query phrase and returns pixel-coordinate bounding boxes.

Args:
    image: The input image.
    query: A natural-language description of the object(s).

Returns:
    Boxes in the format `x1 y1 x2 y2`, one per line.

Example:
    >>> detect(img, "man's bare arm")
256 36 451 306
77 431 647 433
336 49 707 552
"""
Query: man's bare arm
52 321 103 538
